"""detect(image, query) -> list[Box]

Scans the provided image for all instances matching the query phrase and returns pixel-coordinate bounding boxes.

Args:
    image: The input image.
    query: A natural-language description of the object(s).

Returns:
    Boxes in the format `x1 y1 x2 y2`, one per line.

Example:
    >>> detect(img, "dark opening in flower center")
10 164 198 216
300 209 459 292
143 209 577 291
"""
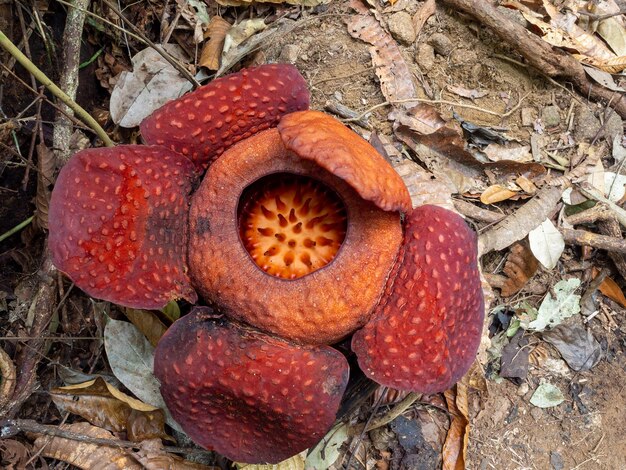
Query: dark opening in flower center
238 173 348 279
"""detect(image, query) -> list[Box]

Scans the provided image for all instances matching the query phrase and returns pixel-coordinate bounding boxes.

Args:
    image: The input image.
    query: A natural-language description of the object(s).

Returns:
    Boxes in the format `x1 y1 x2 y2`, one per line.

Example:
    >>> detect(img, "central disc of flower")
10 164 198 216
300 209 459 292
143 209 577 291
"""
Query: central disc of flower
238 173 348 279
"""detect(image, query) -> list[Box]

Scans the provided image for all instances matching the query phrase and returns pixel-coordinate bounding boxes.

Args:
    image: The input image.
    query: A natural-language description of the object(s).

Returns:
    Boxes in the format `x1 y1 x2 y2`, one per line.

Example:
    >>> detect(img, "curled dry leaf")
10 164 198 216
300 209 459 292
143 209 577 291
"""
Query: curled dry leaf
480 184 519 204
217 0 328 5
223 19 267 56
501 242 540 297
35 142 56 230
32 422 142 469
347 4 418 107
0 345 16 412
412 0 436 35
597 273 626 308
124 308 168 347
442 382 469 470
50 377 172 442
133 439 218 470
199 16 231 71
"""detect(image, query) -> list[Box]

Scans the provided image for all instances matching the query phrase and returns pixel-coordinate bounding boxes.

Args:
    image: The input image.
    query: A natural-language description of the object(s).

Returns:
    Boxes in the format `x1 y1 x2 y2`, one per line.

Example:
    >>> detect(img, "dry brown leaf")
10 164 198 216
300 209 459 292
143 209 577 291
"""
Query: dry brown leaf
412 0 436 35
347 4 418 107
573 54 626 73
501 242 540 297
598 275 626 308
32 422 142 469
388 103 446 135
442 382 469 470
446 85 489 100
124 308 168 347
217 0 327 4
133 439 218 470
199 16 231 71
480 184 519 204
0 345 16 412
34 142 55 230
50 377 171 442
515 175 537 194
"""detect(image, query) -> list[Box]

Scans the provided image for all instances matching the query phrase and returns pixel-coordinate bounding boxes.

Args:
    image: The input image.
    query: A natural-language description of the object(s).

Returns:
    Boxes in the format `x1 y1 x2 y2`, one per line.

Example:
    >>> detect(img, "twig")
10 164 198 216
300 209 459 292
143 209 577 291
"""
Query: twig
324 100 371 129
101 0 200 89
0 29 113 147
349 392 422 436
0 216 34 243
453 199 504 224
312 67 374 86
560 228 626 254
1 419 210 456
344 93 529 123
53 0 91 165
577 183 626 228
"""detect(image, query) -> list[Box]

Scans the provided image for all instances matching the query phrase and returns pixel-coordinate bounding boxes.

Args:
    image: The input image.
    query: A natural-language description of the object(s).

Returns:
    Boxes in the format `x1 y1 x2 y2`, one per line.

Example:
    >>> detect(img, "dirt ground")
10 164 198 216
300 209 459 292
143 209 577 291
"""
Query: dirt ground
1 0 626 469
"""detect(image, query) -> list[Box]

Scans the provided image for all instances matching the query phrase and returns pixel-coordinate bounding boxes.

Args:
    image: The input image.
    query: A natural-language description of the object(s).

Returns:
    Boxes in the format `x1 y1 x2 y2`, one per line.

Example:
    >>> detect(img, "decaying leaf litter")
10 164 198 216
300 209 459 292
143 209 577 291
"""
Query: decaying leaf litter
1 0 626 468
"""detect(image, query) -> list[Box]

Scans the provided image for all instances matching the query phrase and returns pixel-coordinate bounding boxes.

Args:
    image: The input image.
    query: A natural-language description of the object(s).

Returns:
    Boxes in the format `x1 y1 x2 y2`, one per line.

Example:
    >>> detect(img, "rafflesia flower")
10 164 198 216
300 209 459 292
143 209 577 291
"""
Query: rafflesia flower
48 64 484 464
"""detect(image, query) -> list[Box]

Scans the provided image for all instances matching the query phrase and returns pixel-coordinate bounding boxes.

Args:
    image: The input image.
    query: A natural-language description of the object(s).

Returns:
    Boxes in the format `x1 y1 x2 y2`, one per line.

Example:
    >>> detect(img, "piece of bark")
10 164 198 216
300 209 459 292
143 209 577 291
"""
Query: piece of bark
560 227 626 254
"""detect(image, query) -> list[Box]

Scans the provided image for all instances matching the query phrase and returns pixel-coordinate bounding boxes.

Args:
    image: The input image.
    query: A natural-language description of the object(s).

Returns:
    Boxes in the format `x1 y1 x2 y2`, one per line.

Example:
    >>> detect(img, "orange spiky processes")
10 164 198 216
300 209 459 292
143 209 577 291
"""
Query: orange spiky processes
238 174 348 279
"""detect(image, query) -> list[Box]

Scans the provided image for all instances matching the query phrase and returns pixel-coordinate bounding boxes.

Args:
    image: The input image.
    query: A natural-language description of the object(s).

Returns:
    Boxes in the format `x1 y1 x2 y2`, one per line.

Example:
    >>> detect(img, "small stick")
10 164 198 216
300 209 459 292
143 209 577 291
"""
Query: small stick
0 30 113 147
560 228 626 254
1 419 210 456
453 199 504 224
324 100 370 128
577 184 626 229
0 216 34 243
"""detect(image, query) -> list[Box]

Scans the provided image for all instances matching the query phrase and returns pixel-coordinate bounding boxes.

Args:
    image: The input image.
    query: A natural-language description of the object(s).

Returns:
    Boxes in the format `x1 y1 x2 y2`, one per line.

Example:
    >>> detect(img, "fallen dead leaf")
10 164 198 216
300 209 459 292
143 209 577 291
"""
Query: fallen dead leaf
133 439 218 469
32 422 142 469
50 377 172 442
597 273 626 308
442 382 469 470
199 16 231 71
447 85 489 100
217 0 328 5
501 242 540 297
109 45 192 128
480 184 519 204
412 0 436 36
347 2 418 107
0 344 16 412
124 308 168 347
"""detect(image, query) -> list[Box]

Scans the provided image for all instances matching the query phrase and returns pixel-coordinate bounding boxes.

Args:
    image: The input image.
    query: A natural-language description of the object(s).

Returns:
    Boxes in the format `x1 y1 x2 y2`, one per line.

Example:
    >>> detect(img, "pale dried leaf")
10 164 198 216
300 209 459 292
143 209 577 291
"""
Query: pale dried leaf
480 185 519 204
597 16 626 56
347 10 418 107
582 65 625 91
0 345 16 411
604 171 626 202
104 319 183 433
110 45 192 128
478 186 564 255
413 0 436 36
575 54 626 73
529 278 581 331
305 423 349 469
530 383 565 408
391 158 456 211
483 143 532 163
447 85 489 100
133 439 217 469
515 175 537 194
217 0 328 5
388 104 446 135
223 19 267 56
199 16 231 71
32 422 142 469
528 218 565 270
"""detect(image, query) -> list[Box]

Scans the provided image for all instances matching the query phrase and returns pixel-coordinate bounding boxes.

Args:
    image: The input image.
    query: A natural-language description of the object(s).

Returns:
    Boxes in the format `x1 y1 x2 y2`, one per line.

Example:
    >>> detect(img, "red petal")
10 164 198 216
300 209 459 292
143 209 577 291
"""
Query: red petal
140 64 309 171
154 307 349 464
352 205 484 393
49 145 198 309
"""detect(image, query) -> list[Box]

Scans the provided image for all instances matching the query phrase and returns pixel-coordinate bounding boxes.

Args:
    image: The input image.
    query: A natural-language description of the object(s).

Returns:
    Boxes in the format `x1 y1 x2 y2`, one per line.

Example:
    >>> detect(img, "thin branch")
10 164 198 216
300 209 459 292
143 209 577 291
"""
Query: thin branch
0 29 113 147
